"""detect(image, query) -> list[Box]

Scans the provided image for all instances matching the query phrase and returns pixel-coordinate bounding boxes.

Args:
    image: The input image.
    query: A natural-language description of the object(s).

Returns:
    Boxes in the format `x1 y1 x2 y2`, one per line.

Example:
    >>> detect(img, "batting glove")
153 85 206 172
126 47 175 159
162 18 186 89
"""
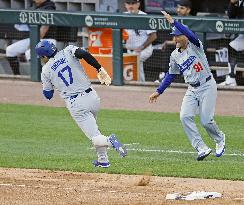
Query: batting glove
97 67 111 86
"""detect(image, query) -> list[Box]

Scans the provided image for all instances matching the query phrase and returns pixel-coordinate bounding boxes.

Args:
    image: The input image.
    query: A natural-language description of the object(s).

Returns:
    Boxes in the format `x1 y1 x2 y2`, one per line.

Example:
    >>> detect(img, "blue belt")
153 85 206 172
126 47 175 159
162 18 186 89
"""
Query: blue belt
190 76 211 88
70 88 92 100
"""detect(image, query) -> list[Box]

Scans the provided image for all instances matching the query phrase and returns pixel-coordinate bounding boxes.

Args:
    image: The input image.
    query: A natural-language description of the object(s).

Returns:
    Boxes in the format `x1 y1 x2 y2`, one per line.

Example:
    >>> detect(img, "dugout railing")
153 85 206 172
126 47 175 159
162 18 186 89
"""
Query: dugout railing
0 9 243 85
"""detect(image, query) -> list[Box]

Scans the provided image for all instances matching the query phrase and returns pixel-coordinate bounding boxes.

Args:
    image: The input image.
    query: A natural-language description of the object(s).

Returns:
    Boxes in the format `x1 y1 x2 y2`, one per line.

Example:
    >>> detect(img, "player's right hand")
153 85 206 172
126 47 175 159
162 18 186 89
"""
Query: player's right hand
97 67 111 86
161 11 174 24
149 92 160 103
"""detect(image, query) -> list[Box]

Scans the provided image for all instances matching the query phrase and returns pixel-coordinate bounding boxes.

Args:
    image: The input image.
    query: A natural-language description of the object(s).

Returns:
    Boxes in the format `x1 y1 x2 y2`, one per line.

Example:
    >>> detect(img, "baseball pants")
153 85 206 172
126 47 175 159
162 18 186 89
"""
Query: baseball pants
65 88 108 162
180 78 225 151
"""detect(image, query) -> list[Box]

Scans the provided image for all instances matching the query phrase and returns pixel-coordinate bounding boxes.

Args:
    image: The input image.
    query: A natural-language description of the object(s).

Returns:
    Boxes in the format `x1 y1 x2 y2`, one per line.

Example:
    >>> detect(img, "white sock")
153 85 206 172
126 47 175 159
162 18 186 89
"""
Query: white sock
96 146 109 163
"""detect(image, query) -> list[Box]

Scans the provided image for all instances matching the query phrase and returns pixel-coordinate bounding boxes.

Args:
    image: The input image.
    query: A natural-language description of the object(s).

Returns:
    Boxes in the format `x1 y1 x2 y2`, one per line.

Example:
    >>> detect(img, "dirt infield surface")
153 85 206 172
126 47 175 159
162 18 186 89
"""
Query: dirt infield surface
0 79 244 205
1 168 244 205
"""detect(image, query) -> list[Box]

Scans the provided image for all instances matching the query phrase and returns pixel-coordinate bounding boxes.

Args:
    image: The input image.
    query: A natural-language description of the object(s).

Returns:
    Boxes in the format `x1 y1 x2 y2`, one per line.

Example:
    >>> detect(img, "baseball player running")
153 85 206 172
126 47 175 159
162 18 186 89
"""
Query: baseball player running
149 11 225 161
35 40 127 168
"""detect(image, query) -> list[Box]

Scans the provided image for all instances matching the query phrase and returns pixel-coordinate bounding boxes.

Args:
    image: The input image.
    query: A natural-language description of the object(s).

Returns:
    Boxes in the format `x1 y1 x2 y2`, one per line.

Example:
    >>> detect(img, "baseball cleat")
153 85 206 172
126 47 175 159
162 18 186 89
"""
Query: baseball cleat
215 134 225 157
196 148 212 161
108 134 128 157
218 75 237 87
92 160 110 168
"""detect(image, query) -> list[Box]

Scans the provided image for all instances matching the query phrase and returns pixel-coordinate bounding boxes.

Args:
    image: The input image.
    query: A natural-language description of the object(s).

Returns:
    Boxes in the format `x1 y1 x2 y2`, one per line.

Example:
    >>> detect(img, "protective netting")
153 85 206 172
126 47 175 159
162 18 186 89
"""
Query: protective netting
144 30 244 85
0 23 243 85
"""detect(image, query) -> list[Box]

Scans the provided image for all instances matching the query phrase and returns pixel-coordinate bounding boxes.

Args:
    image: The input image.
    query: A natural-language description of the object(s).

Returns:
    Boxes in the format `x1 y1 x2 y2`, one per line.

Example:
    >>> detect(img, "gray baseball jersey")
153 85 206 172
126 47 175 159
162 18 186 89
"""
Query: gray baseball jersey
169 41 212 85
169 41 224 153
40 44 128 165
41 45 91 99
41 45 103 151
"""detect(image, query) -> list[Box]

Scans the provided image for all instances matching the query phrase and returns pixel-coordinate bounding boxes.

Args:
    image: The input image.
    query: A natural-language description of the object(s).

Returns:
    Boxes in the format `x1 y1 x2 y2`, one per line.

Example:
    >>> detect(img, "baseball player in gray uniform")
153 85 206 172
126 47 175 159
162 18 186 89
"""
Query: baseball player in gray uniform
149 11 225 161
35 40 127 168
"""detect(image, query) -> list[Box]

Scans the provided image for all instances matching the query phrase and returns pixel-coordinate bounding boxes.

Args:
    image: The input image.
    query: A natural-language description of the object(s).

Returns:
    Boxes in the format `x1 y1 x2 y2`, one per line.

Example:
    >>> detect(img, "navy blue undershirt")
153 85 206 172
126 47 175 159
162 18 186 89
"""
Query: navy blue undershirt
74 48 102 72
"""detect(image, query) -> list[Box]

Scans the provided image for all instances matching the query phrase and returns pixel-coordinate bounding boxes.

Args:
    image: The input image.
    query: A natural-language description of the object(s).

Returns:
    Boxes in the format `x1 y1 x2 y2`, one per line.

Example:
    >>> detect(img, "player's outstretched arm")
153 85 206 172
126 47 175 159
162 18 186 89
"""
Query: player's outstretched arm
173 21 200 47
161 11 200 47
157 72 176 94
149 72 176 103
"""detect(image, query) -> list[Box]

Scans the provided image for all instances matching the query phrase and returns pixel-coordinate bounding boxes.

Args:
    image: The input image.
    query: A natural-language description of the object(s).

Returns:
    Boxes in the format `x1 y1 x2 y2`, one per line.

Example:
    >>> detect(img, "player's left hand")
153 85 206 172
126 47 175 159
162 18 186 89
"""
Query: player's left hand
97 67 111 86
149 92 160 103
161 11 174 24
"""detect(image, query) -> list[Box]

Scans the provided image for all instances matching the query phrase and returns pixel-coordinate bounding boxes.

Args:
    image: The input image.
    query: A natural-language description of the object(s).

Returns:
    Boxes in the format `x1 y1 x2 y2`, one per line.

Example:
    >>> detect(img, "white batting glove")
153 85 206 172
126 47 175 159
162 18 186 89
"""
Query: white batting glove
97 67 111 86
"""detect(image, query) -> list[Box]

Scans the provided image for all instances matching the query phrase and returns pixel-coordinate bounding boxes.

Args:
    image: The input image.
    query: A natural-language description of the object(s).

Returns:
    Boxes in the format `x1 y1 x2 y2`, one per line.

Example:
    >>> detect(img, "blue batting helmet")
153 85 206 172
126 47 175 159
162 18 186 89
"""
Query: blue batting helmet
35 40 57 57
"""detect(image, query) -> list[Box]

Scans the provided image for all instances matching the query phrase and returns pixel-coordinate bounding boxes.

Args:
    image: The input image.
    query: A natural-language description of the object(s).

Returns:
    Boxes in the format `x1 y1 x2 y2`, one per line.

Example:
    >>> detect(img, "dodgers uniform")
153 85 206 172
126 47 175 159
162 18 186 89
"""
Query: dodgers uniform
41 45 101 137
38 42 127 167
156 21 225 159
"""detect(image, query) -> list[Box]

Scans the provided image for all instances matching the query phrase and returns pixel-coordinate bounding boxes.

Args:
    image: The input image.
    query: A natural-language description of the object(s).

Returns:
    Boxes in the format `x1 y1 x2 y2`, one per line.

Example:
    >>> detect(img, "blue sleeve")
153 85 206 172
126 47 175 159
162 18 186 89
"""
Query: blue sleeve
173 21 200 47
43 90 54 100
156 73 176 94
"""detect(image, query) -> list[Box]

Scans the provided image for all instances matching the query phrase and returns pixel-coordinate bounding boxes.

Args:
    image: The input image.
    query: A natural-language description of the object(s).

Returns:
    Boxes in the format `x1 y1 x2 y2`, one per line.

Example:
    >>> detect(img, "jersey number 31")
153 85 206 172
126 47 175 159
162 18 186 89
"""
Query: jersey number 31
58 65 73 86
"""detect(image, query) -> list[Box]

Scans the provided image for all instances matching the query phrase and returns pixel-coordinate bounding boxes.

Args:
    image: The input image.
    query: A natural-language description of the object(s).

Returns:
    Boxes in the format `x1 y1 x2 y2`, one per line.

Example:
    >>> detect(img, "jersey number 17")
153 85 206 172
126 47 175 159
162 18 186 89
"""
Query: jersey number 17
58 65 73 86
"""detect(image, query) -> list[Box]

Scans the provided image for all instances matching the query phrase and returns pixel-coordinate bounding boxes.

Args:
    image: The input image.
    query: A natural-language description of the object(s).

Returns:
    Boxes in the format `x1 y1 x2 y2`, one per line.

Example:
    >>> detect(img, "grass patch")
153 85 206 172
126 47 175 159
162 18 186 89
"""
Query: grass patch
0 103 243 180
